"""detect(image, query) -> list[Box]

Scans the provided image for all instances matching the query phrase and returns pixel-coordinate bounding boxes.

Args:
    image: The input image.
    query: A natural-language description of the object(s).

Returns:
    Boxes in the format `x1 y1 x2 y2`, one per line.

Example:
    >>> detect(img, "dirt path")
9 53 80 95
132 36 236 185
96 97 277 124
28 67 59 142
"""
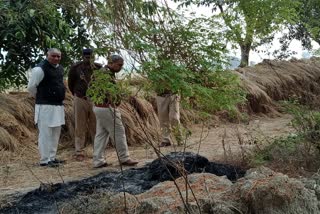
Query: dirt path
0 114 293 204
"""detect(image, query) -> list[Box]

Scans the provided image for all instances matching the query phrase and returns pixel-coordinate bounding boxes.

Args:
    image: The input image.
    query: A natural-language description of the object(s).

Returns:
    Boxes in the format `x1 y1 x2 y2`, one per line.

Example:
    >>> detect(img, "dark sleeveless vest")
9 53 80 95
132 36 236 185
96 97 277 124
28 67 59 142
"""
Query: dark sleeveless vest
35 60 65 105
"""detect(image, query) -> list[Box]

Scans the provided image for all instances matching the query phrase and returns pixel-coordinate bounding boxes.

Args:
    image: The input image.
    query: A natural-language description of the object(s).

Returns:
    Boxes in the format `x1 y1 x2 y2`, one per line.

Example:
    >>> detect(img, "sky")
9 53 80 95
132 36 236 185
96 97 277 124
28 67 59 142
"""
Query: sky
248 34 320 64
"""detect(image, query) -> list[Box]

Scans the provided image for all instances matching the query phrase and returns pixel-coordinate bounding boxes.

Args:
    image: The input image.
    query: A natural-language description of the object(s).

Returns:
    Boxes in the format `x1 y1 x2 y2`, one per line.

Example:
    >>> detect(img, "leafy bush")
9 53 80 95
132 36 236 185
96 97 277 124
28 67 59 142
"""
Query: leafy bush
86 69 131 105
142 59 246 115
87 4 247 117
252 134 302 165
251 101 320 170
284 101 320 152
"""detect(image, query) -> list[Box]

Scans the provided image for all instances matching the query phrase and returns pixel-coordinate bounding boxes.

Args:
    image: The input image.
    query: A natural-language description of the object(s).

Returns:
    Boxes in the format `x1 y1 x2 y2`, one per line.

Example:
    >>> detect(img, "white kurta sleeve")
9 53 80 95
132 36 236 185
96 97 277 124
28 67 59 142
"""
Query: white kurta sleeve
27 67 44 97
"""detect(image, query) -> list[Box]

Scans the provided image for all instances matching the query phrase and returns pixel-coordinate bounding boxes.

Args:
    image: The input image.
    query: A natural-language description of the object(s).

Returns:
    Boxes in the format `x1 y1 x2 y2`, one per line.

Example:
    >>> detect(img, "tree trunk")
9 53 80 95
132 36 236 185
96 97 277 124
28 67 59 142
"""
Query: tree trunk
239 44 251 67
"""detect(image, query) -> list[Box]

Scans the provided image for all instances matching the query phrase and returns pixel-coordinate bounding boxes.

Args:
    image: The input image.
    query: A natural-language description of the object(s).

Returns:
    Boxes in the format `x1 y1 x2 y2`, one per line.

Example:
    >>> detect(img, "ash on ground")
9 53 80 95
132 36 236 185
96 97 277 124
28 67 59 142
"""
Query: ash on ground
0 152 245 214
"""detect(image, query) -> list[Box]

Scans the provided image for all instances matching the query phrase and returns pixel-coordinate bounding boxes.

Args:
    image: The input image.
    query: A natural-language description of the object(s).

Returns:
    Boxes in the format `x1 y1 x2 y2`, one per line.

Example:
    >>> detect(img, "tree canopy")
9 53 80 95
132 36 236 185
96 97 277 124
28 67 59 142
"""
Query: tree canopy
83 0 245 114
278 0 320 57
175 0 299 67
0 0 90 90
1 0 319 114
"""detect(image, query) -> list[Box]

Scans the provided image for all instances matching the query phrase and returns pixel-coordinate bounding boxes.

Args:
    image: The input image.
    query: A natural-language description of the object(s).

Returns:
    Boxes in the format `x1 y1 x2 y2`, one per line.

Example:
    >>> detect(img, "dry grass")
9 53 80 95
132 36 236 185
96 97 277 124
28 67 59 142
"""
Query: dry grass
1 57 320 181
121 96 160 146
0 94 35 153
237 57 320 114
0 92 75 158
0 127 18 151
0 92 163 163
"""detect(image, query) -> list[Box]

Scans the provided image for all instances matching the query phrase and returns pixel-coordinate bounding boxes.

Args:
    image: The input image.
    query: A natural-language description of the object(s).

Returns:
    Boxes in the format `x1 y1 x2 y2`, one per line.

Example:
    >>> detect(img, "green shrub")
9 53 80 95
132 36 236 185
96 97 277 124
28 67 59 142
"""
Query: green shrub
283 101 320 153
251 101 320 170
252 134 302 165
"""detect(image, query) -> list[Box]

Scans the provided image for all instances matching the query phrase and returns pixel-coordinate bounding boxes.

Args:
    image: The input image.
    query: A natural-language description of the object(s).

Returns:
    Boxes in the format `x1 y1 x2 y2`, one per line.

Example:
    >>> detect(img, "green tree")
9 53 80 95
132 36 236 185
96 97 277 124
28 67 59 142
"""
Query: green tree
278 0 320 56
175 0 298 67
85 1 246 114
0 0 90 90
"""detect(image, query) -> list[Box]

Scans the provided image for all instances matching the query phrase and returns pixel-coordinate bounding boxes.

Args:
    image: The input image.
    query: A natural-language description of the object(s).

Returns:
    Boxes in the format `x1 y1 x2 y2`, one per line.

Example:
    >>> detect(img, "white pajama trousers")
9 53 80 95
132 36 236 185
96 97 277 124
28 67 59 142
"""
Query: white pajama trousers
93 107 130 167
37 119 61 164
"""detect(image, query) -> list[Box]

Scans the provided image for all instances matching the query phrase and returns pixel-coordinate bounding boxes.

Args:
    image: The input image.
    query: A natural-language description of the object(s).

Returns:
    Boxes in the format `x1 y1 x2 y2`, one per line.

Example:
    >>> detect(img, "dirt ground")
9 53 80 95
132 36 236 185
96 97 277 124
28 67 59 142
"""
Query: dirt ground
0 114 293 203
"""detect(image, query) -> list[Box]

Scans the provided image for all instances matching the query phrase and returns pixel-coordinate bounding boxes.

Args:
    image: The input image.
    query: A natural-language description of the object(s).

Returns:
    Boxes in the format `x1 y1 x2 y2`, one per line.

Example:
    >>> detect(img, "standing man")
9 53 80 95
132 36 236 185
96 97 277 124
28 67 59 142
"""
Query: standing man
27 48 66 167
91 55 138 168
156 90 182 147
68 49 101 161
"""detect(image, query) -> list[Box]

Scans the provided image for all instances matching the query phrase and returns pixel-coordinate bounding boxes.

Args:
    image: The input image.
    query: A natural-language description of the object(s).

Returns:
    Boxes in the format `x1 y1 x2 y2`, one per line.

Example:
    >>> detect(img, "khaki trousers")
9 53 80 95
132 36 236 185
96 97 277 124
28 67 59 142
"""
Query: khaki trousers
93 107 130 167
156 94 182 144
74 96 96 155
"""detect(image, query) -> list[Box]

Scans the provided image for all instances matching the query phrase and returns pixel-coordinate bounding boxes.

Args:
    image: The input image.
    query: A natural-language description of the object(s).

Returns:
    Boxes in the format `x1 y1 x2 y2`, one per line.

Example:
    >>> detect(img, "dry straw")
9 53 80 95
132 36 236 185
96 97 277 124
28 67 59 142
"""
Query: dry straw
237 57 320 114
1 57 320 160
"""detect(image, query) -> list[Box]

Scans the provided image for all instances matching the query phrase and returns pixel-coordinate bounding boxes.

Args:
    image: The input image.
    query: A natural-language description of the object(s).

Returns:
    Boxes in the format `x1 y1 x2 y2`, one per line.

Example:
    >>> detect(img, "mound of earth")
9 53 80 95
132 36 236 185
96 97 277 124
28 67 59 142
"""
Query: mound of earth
81 167 320 214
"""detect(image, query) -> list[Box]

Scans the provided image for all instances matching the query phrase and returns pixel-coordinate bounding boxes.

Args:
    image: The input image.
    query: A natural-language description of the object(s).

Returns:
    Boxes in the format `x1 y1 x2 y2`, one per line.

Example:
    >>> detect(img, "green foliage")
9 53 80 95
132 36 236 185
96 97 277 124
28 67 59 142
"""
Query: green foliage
175 0 299 66
86 69 131 105
0 0 245 115
286 0 320 49
0 0 90 90
313 48 320 56
252 101 320 167
85 1 246 114
284 102 320 149
142 58 246 114
252 134 302 165
142 60 193 97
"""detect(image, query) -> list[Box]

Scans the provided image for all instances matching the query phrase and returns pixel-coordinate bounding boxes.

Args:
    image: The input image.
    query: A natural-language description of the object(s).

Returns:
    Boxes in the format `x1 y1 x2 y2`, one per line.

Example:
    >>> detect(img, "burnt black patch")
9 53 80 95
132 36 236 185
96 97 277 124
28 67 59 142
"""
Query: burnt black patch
148 152 245 181
0 152 245 214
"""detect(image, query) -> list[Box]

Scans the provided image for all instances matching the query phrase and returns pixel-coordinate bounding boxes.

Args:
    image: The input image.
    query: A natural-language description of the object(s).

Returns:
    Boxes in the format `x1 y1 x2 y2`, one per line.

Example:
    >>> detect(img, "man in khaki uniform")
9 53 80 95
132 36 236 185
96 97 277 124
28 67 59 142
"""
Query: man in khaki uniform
91 55 138 168
68 49 102 161
156 91 182 147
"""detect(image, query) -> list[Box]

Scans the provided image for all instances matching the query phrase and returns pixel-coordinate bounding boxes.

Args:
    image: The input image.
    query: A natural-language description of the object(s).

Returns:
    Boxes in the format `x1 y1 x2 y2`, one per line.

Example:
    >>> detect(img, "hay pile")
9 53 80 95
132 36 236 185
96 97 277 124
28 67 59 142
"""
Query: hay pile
0 92 160 153
0 92 75 153
120 96 160 146
237 57 320 114
2 57 320 152
0 93 34 152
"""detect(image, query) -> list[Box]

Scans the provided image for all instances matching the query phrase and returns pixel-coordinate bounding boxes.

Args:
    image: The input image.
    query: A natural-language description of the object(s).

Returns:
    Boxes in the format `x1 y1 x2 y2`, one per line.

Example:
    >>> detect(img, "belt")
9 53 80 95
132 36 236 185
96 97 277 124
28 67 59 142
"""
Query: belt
75 94 88 100
158 93 173 97
95 103 110 108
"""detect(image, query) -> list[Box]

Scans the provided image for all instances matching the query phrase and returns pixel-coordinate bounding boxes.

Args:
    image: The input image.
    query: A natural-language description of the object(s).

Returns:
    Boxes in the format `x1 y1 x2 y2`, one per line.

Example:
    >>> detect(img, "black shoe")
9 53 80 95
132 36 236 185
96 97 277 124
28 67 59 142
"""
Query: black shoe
159 141 172 147
47 161 60 168
94 163 108 168
39 161 60 168
121 159 139 166
40 163 48 167
51 159 66 164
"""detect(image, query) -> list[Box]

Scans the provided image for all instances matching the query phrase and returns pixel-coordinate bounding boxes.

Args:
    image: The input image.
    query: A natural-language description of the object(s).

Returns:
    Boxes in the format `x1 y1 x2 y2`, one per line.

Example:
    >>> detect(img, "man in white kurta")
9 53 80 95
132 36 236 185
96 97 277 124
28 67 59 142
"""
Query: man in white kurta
27 48 65 167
